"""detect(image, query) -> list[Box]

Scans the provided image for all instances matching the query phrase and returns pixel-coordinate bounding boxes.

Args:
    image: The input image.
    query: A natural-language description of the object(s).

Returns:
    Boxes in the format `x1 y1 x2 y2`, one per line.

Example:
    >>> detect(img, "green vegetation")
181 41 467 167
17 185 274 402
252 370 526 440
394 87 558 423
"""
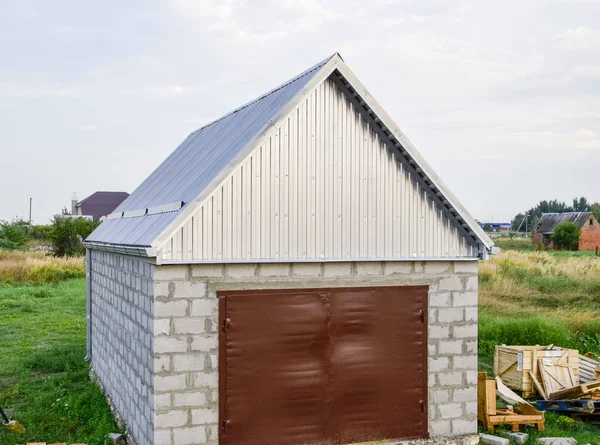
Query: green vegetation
479 248 600 440
0 249 85 285
0 279 119 445
48 215 100 257
552 221 581 250
511 196 599 233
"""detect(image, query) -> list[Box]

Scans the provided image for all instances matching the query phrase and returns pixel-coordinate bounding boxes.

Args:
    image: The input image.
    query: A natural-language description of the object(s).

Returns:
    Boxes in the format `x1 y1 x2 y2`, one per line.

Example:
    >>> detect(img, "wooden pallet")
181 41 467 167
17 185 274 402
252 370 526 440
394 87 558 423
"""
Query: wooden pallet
478 372 545 433
537 399 600 414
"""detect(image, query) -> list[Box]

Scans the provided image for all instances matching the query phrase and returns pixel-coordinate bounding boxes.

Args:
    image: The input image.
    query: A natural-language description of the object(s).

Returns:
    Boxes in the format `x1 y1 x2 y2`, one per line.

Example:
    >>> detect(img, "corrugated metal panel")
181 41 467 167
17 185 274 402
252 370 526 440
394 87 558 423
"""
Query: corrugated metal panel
86 56 332 247
535 212 592 233
160 78 476 262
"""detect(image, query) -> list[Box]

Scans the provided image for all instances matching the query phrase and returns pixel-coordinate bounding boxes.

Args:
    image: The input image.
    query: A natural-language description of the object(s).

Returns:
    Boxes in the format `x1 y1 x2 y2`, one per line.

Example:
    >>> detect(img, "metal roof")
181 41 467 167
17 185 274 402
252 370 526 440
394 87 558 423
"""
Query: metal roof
535 212 592 234
76 191 129 220
86 55 333 247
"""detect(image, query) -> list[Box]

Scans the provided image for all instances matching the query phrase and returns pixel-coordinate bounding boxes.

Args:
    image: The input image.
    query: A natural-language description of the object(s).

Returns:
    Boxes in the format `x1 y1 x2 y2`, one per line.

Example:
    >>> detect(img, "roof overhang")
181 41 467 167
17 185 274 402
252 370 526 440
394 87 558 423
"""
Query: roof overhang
83 241 156 258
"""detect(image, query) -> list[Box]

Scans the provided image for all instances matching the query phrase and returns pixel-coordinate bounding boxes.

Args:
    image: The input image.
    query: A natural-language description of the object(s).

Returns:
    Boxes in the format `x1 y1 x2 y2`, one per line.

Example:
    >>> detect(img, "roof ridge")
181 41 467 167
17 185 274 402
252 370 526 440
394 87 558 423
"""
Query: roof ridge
188 54 336 137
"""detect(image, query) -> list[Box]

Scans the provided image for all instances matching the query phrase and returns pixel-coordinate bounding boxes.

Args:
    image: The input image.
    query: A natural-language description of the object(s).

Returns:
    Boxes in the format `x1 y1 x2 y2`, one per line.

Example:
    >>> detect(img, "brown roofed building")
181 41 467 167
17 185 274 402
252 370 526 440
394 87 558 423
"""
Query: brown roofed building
72 191 129 221
532 212 600 250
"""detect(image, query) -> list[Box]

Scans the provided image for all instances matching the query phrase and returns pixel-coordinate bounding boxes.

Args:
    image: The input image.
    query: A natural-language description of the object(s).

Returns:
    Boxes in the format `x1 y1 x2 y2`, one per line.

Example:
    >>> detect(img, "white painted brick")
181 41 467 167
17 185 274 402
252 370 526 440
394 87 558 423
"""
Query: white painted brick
190 335 218 351
172 281 207 299
424 261 450 274
155 374 187 392
429 389 450 403
155 300 188 317
355 262 382 276
454 261 479 274
206 424 219 441
225 264 257 278
430 325 450 339
190 299 216 317
452 291 478 307
453 355 477 370
438 276 464 291
453 387 476 402
190 264 223 278
429 292 451 307
155 355 171 373
428 343 437 355
452 418 477 435
437 308 464 323
439 402 462 419
155 393 171 409
259 263 291 277
173 317 205 334
191 372 218 388
155 318 171 336
429 357 450 372
429 419 451 436
465 370 478 385
453 324 477 338
465 401 477 416
173 426 207 445
155 409 187 428
383 262 412 275
155 265 188 281
465 339 477 354
323 262 353 278
173 354 205 372
155 336 188 354
439 340 463 355
414 262 424 273
465 307 478 322
465 276 478 291
155 281 173 298
154 428 172 445
173 391 207 408
292 263 322 277
438 371 463 386
191 407 218 425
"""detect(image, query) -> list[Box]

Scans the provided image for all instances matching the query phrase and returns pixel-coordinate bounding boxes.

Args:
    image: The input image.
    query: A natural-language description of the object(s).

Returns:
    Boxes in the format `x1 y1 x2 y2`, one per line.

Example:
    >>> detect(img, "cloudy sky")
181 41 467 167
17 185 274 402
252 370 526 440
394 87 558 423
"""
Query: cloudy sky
1 0 599 224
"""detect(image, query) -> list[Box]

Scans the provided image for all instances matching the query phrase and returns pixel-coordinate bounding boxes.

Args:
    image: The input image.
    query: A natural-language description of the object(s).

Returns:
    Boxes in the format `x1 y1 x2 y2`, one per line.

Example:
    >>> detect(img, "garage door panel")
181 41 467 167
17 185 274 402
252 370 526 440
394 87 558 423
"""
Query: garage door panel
220 286 428 445
223 291 328 445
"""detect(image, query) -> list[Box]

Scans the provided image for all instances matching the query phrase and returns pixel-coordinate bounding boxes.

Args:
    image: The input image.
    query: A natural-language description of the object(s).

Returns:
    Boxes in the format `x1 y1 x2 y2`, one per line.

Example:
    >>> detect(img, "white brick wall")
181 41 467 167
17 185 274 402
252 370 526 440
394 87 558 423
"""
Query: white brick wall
89 250 154 445
151 260 479 444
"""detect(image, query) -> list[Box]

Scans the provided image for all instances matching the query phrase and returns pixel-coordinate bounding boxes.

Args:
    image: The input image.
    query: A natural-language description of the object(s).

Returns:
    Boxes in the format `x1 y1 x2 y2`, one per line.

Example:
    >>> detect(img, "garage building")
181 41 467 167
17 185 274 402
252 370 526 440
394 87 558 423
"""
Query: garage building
84 53 494 445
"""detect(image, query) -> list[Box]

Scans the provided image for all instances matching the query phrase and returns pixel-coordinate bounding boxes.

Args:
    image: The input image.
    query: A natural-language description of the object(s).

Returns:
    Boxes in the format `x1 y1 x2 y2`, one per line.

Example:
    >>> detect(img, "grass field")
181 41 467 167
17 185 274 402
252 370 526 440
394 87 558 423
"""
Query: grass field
0 278 118 445
2 246 600 443
479 243 600 441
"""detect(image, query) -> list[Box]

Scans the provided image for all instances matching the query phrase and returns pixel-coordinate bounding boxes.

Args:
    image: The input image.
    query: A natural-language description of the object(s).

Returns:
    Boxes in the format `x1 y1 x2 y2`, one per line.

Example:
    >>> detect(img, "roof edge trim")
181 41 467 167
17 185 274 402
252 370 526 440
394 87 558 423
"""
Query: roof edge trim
83 241 157 258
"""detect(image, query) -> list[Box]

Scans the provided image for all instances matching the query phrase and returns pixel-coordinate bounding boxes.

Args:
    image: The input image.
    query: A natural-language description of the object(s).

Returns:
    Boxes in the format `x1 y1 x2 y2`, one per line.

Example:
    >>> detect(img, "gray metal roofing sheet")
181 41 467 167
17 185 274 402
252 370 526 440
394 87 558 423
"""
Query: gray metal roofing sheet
86 55 332 247
535 212 592 233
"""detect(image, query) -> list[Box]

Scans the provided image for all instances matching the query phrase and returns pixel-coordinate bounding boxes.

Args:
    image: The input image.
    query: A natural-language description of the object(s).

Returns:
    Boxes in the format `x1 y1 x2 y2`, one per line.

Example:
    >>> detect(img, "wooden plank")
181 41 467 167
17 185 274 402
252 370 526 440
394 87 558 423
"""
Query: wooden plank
529 370 548 400
548 381 600 400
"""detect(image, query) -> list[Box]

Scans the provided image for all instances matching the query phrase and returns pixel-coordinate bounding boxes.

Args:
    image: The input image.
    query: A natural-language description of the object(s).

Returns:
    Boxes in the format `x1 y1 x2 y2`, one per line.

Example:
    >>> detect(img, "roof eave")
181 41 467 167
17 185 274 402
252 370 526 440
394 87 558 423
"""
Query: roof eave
83 241 157 258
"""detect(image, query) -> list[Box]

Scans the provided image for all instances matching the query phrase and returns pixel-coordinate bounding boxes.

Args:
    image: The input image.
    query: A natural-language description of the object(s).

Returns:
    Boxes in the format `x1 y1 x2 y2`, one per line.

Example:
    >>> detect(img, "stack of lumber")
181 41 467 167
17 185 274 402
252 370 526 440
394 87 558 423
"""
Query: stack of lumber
494 345 579 398
579 354 600 384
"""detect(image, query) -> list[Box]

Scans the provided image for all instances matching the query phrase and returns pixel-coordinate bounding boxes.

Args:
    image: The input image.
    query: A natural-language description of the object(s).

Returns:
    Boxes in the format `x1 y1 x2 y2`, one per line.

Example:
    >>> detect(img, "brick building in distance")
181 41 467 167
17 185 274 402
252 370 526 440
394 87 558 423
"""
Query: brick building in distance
532 212 600 250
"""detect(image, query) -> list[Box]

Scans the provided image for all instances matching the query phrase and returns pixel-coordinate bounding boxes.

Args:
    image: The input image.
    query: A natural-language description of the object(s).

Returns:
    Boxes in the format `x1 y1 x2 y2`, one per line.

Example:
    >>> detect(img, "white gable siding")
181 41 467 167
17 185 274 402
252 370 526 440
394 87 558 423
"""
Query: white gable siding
158 78 476 262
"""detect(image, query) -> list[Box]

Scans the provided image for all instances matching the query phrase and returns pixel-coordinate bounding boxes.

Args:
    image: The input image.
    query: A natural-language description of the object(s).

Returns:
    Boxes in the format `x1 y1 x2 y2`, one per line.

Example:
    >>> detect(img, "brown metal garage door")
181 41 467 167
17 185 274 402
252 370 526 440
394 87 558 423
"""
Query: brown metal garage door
218 286 428 445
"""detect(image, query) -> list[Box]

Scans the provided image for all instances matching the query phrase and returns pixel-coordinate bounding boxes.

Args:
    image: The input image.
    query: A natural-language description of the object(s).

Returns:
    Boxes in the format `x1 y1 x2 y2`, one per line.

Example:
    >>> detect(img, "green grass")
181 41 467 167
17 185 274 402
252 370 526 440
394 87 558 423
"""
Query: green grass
0 279 118 445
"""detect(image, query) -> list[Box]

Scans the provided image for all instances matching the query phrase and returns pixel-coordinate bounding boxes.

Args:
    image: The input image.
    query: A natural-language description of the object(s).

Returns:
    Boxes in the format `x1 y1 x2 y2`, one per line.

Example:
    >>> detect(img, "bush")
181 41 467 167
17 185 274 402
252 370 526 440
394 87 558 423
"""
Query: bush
30 224 52 240
552 222 580 250
47 216 101 257
0 219 29 249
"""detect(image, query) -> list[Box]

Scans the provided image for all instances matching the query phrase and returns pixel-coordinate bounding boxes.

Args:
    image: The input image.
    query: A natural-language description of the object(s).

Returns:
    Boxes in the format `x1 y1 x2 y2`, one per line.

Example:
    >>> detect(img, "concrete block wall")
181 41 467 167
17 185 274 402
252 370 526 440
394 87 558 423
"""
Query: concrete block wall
152 260 479 445
89 250 155 445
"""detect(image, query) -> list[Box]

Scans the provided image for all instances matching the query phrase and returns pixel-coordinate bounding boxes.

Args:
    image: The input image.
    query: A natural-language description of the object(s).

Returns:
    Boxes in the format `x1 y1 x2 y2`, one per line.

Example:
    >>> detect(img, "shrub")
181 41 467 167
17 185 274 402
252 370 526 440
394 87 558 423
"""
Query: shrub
30 224 52 240
0 219 29 249
47 215 100 257
552 222 580 250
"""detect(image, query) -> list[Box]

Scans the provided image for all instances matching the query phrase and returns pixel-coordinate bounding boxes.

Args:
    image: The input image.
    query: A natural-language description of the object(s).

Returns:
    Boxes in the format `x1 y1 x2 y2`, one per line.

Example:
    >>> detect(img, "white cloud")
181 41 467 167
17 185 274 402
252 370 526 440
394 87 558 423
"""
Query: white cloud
555 27 600 51
79 124 99 131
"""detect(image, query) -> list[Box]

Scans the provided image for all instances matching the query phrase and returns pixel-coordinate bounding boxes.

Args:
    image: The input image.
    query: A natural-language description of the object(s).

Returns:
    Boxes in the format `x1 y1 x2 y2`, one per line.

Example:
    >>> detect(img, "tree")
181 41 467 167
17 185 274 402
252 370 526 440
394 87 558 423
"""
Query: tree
572 197 591 212
0 218 30 249
483 223 493 232
47 215 101 257
551 222 580 250
591 203 600 223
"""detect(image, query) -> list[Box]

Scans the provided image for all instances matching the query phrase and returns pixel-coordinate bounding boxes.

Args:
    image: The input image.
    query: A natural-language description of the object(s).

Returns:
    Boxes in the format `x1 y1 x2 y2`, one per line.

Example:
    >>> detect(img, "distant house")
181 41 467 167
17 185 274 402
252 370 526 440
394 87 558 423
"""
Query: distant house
71 191 129 221
478 222 511 233
532 212 600 250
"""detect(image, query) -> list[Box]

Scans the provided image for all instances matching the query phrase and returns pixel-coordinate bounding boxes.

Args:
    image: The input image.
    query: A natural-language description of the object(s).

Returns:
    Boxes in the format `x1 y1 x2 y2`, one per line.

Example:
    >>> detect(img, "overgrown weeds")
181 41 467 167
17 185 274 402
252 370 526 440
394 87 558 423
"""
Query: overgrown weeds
0 249 85 285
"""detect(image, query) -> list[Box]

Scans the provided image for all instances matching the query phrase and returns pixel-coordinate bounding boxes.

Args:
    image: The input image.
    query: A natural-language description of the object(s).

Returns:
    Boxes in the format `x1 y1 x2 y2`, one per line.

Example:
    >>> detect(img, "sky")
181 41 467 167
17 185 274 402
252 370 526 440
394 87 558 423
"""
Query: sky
1 0 599 224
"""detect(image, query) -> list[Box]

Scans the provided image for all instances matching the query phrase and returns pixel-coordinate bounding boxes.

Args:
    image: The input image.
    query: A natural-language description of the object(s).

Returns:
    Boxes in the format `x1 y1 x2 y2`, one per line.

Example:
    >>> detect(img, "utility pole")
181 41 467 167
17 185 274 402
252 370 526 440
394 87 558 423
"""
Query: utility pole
29 197 32 225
